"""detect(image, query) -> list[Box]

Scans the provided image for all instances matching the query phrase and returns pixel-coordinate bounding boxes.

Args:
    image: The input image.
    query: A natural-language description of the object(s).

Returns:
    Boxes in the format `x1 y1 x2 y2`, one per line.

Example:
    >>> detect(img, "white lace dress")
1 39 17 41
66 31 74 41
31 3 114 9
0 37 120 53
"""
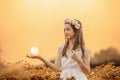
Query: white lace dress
60 48 88 80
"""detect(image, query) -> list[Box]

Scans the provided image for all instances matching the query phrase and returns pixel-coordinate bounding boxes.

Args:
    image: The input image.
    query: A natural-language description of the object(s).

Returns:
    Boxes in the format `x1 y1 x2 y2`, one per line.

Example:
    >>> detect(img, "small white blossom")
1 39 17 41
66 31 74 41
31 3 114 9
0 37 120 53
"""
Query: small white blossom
64 18 81 29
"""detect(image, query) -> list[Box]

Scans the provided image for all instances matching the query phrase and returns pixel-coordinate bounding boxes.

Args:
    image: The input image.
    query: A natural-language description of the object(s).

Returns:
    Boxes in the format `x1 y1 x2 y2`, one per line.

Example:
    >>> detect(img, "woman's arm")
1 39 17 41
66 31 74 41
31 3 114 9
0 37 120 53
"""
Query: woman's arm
71 48 91 74
78 49 91 74
27 45 63 72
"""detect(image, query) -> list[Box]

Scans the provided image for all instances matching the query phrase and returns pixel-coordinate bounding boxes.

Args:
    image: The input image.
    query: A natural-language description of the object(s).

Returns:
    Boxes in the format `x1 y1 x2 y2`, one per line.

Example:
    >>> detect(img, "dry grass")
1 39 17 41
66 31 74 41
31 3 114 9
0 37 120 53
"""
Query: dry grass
0 61 120 80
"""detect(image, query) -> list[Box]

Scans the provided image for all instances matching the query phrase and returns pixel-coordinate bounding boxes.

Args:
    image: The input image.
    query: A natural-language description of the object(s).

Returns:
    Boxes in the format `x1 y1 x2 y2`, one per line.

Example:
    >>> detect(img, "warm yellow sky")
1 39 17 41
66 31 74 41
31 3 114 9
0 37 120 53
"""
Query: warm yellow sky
0 0 120 64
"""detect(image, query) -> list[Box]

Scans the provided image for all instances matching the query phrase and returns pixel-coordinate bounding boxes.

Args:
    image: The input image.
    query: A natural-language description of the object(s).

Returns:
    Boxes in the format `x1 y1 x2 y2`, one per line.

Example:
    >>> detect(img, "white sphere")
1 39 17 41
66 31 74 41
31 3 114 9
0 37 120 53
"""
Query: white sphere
30 46 38 55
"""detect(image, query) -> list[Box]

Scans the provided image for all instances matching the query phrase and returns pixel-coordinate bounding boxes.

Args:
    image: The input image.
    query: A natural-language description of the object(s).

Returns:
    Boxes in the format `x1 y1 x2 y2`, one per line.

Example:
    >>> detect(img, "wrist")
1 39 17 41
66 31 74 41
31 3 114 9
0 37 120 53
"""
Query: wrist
38 55 44 61
77 60 82 64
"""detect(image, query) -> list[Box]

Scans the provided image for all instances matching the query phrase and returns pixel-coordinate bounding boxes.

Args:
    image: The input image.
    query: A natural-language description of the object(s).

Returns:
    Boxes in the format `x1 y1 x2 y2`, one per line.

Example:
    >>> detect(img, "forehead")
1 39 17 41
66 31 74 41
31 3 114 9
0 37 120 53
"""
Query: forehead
64 23 72 29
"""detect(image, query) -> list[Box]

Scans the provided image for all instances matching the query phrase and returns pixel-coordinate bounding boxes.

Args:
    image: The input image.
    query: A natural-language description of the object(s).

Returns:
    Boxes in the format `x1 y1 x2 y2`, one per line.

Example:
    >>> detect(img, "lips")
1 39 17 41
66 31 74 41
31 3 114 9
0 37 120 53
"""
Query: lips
65 35 69 37
65 35 70 38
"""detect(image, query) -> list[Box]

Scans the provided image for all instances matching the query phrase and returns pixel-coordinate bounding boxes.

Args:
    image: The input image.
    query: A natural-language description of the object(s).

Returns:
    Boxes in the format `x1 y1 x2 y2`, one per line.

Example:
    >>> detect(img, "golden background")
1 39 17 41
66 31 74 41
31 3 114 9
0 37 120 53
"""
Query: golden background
0 0 120 64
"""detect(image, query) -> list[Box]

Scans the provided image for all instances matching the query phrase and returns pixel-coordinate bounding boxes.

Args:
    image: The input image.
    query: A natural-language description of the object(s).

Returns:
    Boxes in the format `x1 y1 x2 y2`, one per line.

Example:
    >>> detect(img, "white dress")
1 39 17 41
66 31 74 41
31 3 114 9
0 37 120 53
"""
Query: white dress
60 46 89 80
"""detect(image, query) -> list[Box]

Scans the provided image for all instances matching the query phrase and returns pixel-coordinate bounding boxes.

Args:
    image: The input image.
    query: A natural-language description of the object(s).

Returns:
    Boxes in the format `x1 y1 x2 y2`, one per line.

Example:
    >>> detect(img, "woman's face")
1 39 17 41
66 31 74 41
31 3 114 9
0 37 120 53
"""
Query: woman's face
64 24 75 39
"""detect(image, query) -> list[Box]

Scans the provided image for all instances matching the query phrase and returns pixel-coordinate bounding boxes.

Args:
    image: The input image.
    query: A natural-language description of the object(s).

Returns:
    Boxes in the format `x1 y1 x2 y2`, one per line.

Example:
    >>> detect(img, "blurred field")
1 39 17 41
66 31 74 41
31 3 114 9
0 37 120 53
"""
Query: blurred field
0 60 120 80
0 47 120 80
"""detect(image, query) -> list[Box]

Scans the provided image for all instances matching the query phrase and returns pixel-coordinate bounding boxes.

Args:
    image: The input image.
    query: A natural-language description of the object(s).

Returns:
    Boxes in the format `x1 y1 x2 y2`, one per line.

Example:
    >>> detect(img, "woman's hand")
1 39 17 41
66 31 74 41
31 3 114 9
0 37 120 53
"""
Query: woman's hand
71 50 82 64
26 53 39 59
71 49 91 74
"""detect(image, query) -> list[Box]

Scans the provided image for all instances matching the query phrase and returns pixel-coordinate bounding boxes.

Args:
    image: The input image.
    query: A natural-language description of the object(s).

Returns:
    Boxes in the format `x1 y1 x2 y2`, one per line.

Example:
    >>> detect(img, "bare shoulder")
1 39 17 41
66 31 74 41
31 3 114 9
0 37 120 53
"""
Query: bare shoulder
57 44 64 55
58 44 64 51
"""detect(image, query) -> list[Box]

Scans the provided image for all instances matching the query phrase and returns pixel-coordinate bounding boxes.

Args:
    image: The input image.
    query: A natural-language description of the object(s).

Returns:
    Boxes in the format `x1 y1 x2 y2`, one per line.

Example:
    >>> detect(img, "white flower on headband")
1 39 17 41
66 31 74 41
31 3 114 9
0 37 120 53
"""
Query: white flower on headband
64 19 72 24
75 24 80 29
64 19 81 30
72 19 80 29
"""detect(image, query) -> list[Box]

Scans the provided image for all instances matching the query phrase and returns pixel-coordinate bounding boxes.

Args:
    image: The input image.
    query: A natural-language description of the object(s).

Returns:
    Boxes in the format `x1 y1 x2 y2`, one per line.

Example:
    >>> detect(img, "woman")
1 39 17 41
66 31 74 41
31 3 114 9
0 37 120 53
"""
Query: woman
27 18 91 80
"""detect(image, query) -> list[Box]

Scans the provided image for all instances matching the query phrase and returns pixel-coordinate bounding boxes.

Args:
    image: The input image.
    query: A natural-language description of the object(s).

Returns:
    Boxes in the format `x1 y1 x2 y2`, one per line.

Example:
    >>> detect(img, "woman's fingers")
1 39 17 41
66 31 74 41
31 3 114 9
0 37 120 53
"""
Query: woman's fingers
71 50 75 53
26 54 39 59
26 53 35 58
71 50 75 56
71 50 75 58
71 50 79 61
26 54 32 58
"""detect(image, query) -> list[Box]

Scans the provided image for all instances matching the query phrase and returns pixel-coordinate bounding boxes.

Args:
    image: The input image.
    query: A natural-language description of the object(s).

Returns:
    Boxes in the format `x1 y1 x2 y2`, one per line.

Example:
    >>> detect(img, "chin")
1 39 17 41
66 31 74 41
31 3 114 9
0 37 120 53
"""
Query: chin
66 35 70 38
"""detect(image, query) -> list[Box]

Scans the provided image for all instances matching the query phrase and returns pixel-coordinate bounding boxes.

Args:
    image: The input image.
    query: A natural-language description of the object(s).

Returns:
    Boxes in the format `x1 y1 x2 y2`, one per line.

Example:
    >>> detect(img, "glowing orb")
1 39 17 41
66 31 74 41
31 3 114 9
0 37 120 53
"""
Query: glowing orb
30 46 38 55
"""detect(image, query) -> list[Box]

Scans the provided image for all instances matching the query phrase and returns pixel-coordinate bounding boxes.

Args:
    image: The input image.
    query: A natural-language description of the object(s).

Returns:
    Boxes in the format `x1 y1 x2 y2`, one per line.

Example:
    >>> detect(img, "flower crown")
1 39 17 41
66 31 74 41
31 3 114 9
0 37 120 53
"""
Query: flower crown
64 19 81 30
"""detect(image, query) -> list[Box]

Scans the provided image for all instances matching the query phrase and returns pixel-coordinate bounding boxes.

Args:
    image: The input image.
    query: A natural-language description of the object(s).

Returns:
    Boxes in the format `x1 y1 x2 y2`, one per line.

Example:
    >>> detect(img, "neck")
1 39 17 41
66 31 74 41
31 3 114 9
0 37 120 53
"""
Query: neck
68 37 75 49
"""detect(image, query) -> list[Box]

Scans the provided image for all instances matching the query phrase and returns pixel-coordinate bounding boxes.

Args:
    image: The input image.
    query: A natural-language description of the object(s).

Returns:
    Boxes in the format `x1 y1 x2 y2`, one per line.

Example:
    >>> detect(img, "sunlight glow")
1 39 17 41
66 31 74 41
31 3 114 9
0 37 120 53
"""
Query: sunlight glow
30 46 38 55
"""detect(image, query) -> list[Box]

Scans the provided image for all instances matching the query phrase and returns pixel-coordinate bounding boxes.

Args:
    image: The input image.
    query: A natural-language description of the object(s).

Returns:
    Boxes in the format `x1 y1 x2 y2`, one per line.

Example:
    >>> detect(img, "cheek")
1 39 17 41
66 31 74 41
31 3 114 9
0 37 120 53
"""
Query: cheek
70 30 75 36
64 30 70 34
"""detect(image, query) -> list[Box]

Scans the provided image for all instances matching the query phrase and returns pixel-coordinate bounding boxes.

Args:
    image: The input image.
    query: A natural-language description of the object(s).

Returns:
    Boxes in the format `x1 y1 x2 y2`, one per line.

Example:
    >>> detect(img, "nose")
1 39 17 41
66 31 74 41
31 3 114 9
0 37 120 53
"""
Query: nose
64 31 68 35
64 33 69 38
64 29 68 34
